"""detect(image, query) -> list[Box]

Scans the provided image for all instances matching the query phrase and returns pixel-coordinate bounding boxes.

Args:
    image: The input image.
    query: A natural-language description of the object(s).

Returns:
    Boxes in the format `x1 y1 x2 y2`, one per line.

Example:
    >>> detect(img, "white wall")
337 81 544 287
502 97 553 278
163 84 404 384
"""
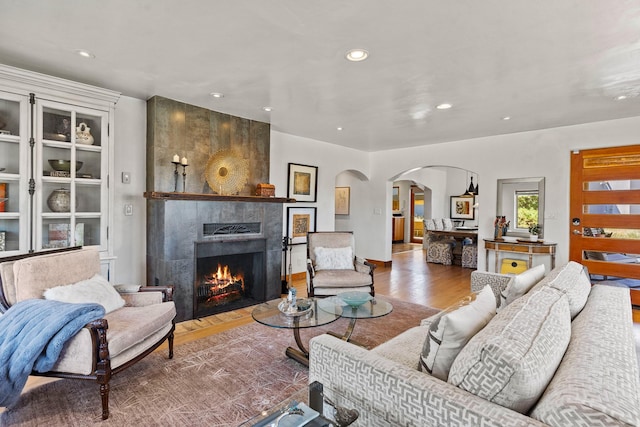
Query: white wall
110 104 640 282
367 116 640 270
269 131 372 275
112 96 147 285
335 170 368 233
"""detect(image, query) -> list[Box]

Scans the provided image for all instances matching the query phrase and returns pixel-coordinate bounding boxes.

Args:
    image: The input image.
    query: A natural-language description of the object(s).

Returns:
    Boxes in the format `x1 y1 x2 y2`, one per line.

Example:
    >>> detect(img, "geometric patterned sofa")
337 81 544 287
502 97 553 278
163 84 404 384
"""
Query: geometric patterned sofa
309 262 640 426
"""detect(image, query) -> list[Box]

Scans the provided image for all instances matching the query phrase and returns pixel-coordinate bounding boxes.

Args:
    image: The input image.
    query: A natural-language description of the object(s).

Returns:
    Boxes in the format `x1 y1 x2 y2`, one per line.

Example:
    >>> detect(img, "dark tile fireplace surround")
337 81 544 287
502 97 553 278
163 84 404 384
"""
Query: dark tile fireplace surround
146 192 290 322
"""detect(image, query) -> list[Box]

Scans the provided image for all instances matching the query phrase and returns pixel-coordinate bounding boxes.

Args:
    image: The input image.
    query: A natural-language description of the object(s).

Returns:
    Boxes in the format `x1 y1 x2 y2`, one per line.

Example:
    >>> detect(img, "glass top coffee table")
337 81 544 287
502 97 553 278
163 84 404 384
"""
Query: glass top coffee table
316 296 393 344
252 298 343 366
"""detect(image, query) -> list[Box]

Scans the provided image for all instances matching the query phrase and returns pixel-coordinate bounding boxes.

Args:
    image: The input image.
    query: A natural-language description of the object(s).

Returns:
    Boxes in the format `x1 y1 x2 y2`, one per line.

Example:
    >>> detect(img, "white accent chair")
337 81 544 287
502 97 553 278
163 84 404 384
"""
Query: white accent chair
306 232 376 297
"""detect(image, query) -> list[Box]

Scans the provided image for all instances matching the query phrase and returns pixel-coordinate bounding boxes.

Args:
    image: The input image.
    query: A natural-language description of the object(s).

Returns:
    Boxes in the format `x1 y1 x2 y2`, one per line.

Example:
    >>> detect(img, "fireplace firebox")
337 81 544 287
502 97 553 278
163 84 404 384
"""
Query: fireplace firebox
194 238 266 318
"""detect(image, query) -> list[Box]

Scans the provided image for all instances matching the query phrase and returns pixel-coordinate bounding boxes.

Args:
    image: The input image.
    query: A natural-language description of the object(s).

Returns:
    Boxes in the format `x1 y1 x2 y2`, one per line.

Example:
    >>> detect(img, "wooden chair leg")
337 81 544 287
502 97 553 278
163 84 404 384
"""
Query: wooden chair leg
168 330 174 359
100 383 110 420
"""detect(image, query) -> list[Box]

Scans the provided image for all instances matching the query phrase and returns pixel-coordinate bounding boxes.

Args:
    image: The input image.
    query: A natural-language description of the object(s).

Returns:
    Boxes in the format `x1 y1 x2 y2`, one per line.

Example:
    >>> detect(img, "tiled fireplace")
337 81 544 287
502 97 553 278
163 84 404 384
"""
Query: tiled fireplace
146 193 288 322
145 95 289 321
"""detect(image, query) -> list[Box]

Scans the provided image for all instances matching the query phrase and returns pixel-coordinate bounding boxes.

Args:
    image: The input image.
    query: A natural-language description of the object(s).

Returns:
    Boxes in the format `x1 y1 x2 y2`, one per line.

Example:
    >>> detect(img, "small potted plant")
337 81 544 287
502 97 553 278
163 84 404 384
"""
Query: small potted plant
528 223 541 241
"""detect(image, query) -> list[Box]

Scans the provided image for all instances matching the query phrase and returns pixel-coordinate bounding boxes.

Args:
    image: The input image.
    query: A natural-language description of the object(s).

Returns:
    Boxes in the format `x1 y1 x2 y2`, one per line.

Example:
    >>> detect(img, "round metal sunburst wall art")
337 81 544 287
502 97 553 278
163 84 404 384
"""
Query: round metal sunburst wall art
204 149 250 195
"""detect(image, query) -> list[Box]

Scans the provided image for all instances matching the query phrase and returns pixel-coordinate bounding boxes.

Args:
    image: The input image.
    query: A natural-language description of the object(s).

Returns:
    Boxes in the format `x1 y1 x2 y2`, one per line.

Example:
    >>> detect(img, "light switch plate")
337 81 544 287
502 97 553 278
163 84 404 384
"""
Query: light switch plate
122 172 131 184
124 204 133 216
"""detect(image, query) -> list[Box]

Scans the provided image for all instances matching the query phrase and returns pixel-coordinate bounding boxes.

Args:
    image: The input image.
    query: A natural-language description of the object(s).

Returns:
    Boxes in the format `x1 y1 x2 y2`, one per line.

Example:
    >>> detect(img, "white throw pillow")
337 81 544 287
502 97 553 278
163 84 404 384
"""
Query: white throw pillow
419 285 497 381
43 274 125 314
314 246 354 271
500 264 546 308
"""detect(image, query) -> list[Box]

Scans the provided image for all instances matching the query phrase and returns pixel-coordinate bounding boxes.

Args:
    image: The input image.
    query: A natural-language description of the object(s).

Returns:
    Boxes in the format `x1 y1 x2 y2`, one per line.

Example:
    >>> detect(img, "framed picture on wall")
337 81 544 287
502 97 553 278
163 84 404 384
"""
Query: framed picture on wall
450 196 475 220
287 207 317 244
335 187 350 215
287 163 318 202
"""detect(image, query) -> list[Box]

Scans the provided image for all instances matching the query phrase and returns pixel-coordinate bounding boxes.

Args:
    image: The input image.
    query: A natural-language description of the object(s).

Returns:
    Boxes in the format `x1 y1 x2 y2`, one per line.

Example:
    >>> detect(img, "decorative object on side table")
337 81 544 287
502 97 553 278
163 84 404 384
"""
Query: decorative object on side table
0 231 5 251
278 297 312 317
528 223 541 241
494 216 509 239
339 291 373 308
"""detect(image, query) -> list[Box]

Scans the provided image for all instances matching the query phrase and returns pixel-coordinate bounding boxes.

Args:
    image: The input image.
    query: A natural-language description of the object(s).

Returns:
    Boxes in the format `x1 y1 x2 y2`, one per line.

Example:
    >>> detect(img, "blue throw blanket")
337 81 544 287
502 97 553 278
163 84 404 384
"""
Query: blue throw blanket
0 299 105 408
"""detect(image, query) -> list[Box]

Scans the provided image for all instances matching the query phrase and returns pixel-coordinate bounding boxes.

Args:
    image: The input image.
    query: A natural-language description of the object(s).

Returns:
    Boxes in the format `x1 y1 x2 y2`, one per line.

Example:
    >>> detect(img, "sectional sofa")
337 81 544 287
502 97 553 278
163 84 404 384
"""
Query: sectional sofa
309 261 640 426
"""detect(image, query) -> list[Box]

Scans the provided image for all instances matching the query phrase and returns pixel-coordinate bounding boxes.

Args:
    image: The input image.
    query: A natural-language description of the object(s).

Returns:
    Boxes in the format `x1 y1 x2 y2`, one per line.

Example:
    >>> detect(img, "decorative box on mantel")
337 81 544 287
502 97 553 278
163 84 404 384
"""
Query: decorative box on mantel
255 183 275 197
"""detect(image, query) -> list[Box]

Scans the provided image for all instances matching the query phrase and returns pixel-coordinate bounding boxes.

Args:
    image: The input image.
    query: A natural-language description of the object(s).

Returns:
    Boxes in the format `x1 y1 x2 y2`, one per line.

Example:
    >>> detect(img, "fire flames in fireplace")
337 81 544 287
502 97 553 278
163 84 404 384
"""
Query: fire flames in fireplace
197 264 245 306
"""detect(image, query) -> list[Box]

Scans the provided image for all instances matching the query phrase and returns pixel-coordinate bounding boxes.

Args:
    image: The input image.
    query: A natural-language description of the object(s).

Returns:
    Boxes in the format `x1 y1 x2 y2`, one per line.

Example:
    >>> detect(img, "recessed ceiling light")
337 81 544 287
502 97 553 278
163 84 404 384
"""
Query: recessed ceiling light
616 95 628 100
337 127 343 131
75 49 95 59
262 106 272 112
345 49 369 62
210 92 224 98
502 116 511 120
436 103 452 110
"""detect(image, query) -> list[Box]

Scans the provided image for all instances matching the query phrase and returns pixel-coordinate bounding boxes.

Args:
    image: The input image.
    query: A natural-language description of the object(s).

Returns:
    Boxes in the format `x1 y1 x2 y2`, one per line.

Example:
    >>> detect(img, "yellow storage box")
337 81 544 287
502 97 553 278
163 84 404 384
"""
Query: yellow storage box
500 258 528 274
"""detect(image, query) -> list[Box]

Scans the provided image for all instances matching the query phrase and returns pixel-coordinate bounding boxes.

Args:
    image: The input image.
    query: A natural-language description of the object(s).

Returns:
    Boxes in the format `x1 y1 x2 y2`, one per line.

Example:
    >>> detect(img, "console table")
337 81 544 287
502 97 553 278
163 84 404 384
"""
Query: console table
484 239 557 273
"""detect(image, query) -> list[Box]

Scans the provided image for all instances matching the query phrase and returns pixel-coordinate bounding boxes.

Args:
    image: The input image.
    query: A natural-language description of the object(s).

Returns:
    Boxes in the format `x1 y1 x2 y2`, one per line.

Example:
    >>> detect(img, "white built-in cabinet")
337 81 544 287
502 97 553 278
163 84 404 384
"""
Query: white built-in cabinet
0 64 120 279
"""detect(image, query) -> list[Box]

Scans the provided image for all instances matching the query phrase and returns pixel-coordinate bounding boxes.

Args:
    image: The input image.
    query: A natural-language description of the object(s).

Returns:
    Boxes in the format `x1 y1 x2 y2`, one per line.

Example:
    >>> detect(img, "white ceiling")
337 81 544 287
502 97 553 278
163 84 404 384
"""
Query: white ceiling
2 1 640 152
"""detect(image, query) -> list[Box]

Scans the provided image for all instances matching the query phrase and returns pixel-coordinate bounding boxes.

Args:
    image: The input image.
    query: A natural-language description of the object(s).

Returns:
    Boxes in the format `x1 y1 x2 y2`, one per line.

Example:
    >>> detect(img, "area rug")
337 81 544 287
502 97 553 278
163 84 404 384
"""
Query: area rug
1 297 438 426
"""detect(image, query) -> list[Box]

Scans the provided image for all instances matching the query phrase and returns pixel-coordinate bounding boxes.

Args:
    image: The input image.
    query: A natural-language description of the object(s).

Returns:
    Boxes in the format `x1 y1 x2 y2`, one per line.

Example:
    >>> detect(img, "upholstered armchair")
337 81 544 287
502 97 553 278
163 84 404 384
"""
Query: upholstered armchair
0 247 176 420
306 231 376 297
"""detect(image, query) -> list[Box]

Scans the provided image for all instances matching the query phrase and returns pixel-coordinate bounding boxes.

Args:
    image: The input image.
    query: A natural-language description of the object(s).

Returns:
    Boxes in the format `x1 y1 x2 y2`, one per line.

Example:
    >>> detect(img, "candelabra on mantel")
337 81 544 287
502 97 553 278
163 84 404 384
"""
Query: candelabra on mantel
171 154 189 192
181 163 188 193
171 160 180 192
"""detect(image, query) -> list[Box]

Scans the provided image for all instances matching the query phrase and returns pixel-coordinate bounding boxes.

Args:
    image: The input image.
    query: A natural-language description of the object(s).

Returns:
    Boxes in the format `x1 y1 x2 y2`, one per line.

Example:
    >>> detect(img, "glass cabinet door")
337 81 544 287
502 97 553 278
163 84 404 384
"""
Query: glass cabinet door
0 91 28 254
36 99 108 251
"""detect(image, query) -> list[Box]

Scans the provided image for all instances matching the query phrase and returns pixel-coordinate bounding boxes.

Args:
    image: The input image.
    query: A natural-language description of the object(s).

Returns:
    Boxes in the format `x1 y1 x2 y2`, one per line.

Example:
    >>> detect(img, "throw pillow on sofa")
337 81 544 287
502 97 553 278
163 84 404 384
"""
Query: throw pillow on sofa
419 285 496 381
448 286 571 414
314 246 354 270
499 264 546 308
44 273 125 314
544 261 591 319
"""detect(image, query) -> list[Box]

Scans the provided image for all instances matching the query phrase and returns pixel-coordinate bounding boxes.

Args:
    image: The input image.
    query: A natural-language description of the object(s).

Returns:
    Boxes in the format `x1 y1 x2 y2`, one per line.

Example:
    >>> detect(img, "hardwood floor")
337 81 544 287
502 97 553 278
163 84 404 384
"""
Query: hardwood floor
171 249 473 347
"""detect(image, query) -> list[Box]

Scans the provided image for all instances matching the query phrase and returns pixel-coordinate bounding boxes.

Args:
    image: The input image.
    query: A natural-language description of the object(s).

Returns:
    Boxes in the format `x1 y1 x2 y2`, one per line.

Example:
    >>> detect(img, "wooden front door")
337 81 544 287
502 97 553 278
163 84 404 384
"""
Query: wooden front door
569 146 640 288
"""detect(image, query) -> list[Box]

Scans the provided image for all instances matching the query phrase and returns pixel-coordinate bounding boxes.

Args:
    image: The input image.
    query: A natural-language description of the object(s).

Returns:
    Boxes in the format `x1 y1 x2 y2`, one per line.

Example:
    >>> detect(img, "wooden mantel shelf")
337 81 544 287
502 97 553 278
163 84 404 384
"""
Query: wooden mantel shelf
144 191 295 204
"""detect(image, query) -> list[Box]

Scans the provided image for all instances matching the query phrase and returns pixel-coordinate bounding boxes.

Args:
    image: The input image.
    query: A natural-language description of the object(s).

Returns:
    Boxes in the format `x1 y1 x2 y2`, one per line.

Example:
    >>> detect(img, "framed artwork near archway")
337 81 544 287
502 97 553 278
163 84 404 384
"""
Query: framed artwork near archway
287 206 317 244
335 187 350 215
287 163 318 202
450 196 475 220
